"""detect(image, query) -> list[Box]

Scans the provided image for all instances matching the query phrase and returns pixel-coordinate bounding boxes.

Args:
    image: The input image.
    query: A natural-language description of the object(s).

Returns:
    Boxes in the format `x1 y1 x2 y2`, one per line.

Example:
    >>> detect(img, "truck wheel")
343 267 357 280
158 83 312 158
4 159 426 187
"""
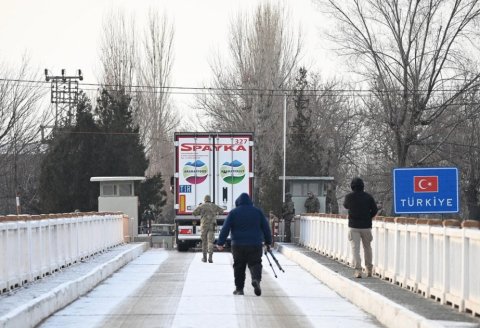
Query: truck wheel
177 243 189 252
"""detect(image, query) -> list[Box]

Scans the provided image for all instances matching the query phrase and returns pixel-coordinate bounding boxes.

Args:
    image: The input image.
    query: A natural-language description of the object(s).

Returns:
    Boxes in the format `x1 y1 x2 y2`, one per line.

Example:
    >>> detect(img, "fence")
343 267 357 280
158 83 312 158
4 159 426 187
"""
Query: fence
0 212 125 294
298 214 480 316
269 214 300 244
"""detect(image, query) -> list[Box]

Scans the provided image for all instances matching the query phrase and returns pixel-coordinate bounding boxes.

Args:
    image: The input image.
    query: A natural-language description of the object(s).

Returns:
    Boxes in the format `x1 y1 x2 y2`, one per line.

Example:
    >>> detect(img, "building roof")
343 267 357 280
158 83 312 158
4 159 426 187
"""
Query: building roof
90 176 146 182
278 176 334 181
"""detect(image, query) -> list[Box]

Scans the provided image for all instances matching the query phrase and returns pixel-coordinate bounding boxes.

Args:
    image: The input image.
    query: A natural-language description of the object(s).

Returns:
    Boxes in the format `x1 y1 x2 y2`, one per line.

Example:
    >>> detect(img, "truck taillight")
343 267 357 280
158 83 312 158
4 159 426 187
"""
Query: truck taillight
179 228 192 234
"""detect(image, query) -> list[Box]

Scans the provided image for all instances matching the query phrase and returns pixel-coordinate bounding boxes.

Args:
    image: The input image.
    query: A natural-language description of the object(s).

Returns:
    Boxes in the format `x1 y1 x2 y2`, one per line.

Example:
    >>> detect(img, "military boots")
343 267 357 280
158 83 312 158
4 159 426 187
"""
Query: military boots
202 253 207 262
208 253 213 263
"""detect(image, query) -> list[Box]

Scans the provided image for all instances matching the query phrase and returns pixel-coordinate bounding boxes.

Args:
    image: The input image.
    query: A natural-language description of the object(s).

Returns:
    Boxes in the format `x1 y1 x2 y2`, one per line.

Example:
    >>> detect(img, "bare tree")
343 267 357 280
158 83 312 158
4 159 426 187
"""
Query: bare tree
136 9 178 221
98 9 178 220
98 9 137 91
316 88 365 213
196 2 303 206
0 57 48 214
428 81 480 219
304 75 365 213
323 0 480 168
137 10 177 173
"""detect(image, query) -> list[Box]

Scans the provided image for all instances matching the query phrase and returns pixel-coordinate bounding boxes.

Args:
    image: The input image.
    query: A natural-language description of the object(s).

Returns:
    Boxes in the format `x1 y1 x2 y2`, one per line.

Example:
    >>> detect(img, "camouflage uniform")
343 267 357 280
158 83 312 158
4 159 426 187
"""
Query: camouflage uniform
193 195 224 262
281 193 295 242
304 192 320 213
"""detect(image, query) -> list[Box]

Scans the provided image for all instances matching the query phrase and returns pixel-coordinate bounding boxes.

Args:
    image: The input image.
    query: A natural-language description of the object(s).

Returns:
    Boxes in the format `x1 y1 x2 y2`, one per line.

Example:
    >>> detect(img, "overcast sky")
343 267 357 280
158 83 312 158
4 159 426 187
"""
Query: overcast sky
0 0 341 112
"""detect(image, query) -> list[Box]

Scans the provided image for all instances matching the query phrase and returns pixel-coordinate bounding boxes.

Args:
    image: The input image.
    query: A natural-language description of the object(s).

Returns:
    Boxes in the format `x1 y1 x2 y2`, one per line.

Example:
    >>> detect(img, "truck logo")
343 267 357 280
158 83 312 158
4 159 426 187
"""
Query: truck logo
183 160 208 184
220 160 246 184
180 143 247 152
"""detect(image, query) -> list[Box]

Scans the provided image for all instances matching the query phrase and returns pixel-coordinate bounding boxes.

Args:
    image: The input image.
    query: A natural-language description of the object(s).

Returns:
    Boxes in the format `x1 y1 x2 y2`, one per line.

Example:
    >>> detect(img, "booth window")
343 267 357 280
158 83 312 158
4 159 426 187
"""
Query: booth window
119 183 133 196
101 183 133 196
102 184 116 196
291 183 302 196
307 183 320 196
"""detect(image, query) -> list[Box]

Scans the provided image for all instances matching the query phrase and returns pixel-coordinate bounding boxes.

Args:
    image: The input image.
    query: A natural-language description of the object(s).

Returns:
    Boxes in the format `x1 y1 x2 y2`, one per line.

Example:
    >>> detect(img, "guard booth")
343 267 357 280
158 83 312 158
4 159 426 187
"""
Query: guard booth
90 176 145 240
279 176 334 214
278 176 334 243
151 223 175 249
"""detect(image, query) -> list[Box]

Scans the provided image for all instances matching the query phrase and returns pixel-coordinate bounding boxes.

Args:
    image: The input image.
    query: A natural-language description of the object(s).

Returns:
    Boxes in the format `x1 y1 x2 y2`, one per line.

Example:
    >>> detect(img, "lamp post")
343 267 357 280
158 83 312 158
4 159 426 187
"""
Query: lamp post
282 92 287 202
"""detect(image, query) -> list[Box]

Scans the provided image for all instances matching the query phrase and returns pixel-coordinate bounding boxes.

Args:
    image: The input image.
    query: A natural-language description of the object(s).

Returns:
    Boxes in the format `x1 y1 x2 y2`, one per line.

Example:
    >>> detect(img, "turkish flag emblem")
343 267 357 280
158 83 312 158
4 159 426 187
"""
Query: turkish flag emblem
414 176 438 193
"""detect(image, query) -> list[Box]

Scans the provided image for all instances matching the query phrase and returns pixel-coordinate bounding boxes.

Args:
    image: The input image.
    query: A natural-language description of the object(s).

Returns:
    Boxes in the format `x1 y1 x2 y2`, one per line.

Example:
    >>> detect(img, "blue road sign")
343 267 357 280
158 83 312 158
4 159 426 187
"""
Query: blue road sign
393 167 459 214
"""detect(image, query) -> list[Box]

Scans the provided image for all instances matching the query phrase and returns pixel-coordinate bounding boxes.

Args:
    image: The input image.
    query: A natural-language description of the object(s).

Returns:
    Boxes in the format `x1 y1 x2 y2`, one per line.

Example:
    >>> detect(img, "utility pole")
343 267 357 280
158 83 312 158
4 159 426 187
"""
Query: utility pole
282 92 287 203
42 69 83 141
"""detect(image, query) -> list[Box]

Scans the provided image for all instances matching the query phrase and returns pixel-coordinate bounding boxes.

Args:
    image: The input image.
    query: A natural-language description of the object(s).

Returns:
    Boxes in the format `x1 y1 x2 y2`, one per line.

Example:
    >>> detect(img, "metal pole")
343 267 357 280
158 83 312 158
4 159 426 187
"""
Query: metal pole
282 93 287 203
16 192 21 215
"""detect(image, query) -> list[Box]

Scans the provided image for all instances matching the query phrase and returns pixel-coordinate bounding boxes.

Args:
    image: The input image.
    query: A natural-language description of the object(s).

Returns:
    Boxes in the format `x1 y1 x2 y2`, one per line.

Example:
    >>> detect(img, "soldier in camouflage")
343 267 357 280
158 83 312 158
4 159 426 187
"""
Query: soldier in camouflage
281 192 295 242
304 191 320 213
193 195 224 263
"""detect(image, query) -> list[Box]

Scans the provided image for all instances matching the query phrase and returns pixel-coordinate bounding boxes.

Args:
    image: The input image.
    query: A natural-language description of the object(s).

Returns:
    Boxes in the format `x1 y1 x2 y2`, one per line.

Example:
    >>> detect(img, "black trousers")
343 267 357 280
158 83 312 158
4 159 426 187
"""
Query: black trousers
231 245 263 290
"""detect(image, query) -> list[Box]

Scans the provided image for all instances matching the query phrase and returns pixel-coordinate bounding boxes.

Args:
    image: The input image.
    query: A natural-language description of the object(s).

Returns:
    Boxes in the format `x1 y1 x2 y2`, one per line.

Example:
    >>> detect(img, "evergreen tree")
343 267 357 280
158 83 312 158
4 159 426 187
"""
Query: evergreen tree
261 150 284 216
72 94 103 211
95 89 148 176
38 89 151 214
287 68 324 176
39 92 102 212
139 173 168 222
38 132 71 212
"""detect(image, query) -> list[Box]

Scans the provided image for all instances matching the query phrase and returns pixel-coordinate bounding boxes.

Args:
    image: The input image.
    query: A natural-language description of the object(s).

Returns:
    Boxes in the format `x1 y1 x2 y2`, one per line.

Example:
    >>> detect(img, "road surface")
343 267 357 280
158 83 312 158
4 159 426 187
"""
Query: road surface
39 249 383 328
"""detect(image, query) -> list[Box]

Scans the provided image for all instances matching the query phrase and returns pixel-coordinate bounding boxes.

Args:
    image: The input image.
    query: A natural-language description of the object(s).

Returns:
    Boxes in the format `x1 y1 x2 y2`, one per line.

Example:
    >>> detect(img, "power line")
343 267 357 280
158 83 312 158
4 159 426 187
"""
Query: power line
55 130 139 136
1 77 479 97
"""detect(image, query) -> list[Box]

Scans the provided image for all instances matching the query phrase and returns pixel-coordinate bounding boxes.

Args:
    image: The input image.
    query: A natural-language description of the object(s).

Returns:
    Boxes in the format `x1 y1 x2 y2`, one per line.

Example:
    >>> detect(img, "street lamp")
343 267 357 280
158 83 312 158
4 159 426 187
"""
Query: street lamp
282 92 287 202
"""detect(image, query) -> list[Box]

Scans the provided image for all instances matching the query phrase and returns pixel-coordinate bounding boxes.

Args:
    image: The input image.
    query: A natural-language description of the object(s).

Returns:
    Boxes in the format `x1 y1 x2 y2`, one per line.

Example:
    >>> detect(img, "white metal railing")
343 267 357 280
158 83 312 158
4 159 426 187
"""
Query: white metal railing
0 212 125 294
298 214 480 317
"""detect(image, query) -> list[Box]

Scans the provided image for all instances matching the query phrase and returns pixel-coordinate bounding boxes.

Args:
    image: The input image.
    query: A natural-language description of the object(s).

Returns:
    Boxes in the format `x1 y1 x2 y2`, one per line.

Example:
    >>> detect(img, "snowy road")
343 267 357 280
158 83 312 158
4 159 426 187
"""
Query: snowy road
39 249 383 328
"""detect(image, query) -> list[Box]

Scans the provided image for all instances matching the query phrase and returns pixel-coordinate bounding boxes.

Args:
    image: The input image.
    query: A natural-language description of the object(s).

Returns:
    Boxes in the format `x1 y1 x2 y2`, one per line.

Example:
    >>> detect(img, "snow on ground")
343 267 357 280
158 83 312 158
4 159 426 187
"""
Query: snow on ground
39 248 382 328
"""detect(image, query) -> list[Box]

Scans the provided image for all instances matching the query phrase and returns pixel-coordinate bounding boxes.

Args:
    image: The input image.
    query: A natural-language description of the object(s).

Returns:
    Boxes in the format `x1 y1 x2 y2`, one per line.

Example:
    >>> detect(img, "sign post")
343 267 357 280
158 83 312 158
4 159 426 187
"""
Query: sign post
393 167 459 214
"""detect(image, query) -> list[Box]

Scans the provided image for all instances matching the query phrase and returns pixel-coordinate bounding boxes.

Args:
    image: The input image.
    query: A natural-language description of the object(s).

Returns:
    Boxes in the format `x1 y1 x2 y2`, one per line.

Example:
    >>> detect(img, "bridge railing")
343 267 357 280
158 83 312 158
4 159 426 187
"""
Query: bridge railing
0 212 125 294
298 214 480 316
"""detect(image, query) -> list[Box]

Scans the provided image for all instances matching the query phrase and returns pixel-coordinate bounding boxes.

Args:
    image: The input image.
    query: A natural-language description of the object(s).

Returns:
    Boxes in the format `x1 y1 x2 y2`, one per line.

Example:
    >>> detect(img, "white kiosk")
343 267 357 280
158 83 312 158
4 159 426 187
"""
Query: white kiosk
279 176 334 213
90 176 145 239
278 176 334 243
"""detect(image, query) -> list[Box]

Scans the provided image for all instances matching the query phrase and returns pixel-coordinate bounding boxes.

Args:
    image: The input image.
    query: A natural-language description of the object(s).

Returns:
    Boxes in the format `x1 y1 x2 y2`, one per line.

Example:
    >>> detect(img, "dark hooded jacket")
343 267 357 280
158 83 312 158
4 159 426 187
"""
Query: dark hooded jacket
217 193 272 246
343 178 378 229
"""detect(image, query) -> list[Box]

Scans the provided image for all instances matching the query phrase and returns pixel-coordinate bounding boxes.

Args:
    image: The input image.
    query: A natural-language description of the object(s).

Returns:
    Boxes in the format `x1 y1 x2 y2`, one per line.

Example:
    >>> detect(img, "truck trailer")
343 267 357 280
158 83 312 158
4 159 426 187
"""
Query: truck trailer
173 132 254 251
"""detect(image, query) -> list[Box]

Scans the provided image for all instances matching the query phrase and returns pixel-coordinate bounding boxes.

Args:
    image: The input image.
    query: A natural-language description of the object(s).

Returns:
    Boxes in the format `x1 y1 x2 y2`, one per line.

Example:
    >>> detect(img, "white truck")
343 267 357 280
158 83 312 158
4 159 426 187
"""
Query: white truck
173 132 254 251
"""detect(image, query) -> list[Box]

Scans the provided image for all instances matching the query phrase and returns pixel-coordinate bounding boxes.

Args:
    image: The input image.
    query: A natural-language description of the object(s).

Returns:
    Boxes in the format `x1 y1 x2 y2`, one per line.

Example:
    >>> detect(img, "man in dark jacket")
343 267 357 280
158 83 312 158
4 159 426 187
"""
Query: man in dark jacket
343 177 378 278
217 193 272 296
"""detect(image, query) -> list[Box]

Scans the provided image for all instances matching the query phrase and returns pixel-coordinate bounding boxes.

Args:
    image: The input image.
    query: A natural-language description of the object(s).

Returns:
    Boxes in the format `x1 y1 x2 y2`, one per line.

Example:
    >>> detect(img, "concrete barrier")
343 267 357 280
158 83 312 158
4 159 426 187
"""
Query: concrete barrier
278 244 447 328
0 213 124 295
0 243 148 328
298 215 480 316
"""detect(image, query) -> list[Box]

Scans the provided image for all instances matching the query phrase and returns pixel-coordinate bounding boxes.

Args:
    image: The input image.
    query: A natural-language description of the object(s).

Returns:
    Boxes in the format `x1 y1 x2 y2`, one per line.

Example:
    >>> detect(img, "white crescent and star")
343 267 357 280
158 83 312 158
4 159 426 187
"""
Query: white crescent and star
418 179 432 190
